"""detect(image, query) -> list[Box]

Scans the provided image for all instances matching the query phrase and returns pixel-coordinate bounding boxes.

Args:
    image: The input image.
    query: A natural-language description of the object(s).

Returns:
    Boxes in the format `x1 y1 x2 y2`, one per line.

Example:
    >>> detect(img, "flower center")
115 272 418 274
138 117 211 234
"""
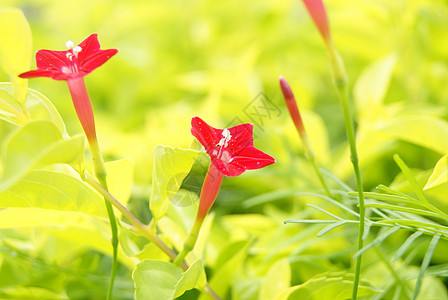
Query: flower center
217 128 231 148
212 128 233 164
62 40 83 74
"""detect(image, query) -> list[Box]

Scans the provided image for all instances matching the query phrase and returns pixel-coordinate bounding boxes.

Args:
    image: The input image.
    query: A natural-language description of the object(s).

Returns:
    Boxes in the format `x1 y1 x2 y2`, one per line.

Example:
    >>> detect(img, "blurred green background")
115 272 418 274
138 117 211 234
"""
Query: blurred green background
2 0 448 190
1 0 448 298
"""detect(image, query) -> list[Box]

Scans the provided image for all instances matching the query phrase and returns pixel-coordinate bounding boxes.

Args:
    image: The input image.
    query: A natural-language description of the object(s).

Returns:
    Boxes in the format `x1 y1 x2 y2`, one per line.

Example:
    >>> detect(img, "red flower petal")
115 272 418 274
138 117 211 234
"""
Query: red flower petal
231 147 276 171
35 50 69 71
191 117 222 153
227 123 254 155
81 49 118 74
19 69 67 80
77 34 101 62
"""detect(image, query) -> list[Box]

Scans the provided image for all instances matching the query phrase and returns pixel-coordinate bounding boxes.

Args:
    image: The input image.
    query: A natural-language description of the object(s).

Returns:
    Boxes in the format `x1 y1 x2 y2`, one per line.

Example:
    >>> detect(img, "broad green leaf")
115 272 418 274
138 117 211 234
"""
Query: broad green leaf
0 83 67 134
150 145 202 224
0 207 106 230
0 170 105 217
0 207 130 265
133 260 182 300
0 287 64 299
274 272 379 300
106 157 134 208
424 154 448 190
354 54 396 121
0 8 32 103
260 258 291 300
382 116 448 155
174 259 207 298
1 120 84 189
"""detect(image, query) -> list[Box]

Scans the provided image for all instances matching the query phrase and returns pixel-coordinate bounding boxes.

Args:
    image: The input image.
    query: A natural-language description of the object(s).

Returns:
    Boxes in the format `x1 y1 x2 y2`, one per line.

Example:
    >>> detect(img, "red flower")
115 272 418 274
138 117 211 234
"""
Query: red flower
19 34 117 81
191 116 275 177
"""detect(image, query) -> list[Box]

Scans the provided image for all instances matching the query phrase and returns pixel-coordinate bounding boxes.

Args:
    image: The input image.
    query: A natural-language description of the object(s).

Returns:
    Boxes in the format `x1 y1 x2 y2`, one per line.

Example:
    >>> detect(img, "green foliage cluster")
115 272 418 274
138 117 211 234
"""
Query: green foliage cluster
0 0 448 299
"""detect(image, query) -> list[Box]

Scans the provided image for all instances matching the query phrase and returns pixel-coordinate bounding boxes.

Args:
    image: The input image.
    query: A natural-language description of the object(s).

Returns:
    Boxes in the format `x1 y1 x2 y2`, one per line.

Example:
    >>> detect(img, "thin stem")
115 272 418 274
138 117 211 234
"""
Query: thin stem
325 42 366 299
174 165 223 266
308 152 332 198
338 82 366 300
83 172 222 300
66 77 118 300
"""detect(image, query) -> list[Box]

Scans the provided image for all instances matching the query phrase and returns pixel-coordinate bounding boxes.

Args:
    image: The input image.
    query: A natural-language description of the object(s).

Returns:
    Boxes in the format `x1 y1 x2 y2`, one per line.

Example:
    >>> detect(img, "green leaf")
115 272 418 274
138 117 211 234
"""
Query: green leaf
424 154 448 190
1 120 85 189
274 272 379 300
106 157 134 208
174 260 207 298
150 145 202 224
0 170 105 217
260 258 291 300
200 240 250 300
393 154 428 204
354 54 396 121
0 207 105 230
0 8 32 103
0 83 67 134
413 234 441 300
133 260 183 300
382 116 448 155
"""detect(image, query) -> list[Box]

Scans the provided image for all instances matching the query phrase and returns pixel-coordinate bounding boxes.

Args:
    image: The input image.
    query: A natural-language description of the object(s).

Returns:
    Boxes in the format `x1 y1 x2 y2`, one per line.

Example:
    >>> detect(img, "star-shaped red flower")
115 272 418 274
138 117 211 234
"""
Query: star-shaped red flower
19 34 118 81
191 116 275 177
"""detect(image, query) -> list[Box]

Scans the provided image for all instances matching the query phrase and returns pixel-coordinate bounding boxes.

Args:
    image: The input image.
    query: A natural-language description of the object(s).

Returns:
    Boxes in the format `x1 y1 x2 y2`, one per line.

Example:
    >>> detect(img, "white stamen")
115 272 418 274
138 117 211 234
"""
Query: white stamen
65 40 75 50
73 46 82 54
217 128 232 148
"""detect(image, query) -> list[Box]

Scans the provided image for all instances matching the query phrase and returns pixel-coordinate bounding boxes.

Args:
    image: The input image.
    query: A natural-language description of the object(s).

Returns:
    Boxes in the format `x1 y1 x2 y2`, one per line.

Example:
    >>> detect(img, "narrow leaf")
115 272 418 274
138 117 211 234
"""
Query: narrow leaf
412 234 441 300
393 155 427 204
354 226 400 258
364 202 440 219
392 230 424 262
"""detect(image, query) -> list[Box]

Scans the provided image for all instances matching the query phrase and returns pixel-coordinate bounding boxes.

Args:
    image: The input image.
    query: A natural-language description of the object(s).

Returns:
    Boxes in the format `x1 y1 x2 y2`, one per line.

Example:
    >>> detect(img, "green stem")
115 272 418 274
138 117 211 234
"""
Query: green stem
83 172 222 300
174 165 223 266
173 218 203 266
339 83 366 300
305 143 333 198
88 138 118 300
326 42 366 300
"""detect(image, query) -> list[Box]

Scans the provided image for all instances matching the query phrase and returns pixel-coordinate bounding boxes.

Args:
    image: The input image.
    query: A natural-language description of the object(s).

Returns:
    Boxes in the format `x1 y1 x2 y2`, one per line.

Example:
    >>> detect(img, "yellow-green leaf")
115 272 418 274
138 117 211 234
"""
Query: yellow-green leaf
0 83 67 133
1 120 84 189
150 145 202 224
106 157 134 208
424 154 448 190
133 260 182 300
174 260 207 298
0 8 32 103
260 258 291 300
